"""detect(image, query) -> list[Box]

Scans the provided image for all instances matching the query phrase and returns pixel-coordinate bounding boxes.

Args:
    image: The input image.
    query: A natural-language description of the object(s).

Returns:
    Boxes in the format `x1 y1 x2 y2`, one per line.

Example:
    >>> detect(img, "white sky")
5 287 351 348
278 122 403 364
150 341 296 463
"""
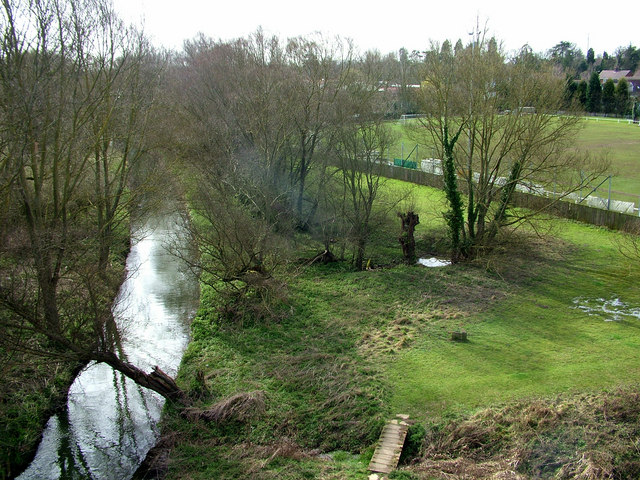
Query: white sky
112 0 637 57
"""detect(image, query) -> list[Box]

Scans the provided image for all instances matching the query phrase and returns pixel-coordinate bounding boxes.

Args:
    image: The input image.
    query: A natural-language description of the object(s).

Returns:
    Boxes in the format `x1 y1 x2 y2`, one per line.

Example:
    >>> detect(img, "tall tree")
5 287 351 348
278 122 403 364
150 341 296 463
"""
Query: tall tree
333 55 396 270
601 51 615 70
615 78 631 116
548 41 584 74
0 0 187 405
336 118 394 270
410 40 607 260
577 80 588 108
409 41 468 259
602 78 616 114
586 71 602 113
284 34 354 223
88 18 165 272
615 45 639 71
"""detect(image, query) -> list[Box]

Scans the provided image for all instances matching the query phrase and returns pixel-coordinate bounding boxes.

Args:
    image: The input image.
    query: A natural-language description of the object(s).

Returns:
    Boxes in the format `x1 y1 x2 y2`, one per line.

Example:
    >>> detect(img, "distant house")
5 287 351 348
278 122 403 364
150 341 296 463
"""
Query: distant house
599 70 640 97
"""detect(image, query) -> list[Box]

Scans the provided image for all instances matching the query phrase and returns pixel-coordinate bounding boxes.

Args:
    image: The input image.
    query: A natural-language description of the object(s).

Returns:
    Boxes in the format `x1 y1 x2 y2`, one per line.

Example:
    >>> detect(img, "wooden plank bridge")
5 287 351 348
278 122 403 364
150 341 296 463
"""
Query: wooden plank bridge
368 414 410 475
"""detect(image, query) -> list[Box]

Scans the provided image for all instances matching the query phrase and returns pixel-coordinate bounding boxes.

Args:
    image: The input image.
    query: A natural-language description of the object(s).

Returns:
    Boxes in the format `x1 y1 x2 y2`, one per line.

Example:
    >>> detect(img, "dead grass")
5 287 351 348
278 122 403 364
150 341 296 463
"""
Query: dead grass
406 387 640 479
184 390 266 423
413 457 526 479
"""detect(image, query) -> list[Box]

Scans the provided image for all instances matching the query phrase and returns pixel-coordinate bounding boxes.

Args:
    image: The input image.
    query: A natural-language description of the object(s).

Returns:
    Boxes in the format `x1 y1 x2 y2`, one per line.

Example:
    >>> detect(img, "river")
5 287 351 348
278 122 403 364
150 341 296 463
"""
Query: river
17 208 200 480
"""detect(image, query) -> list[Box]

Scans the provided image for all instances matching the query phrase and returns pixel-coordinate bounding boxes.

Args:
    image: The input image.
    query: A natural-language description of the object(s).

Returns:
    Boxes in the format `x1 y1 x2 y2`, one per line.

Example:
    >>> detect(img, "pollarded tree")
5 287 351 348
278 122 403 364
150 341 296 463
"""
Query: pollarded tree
602 78 616 115
586 71 602 113
409 39 608 260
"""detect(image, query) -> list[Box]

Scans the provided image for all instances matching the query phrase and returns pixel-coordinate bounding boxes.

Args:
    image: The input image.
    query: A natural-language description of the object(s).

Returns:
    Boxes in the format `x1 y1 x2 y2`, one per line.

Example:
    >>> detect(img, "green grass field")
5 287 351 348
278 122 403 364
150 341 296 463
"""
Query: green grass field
390 117 640 204
161 177 640 479
578 118 640 200
388 217 640 420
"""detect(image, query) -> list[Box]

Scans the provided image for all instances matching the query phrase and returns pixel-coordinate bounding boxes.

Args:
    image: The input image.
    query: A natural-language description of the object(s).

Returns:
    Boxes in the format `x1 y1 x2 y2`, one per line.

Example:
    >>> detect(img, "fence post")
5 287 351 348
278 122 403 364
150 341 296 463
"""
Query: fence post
607 176 612 210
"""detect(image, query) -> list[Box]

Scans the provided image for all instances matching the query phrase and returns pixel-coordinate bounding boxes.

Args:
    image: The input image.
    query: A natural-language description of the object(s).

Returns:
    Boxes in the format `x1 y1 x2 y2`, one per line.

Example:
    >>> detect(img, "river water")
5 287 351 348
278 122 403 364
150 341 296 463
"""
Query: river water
17 209 200 480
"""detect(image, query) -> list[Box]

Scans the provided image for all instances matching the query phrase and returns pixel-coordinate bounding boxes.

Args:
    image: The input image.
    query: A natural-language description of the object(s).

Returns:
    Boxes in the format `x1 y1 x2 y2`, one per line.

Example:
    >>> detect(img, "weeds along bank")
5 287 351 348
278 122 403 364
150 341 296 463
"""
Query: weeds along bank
408 386 640 479
154 180 640 479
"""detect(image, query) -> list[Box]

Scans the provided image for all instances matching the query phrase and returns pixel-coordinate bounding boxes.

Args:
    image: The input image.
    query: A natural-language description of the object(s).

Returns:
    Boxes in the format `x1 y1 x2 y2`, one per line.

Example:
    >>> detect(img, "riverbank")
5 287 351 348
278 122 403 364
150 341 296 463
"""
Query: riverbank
0 230 130 479
153 180 640 479
13 205 200 480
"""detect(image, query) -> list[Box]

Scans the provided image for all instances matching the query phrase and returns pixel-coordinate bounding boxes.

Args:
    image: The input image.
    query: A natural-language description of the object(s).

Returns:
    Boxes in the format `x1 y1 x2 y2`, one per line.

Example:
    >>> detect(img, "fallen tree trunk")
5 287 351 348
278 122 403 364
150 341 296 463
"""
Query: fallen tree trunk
93 351 191 407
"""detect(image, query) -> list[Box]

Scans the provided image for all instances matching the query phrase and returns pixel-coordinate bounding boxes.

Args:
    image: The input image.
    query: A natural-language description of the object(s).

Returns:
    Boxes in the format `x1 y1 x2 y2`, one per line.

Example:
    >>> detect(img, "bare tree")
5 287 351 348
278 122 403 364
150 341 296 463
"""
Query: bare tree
171 33 295 320
336 119 395 270
0 0 186 404
87 17 165 272
332 56 397 269
409 36 609 260
179 31 298 227
283 34 353 224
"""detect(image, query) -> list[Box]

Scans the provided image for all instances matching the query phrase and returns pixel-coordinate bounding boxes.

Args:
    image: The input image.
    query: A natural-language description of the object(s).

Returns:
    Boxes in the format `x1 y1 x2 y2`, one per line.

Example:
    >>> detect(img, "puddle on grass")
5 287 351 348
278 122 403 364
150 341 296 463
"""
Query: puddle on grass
417 257 451 268
572 296 640 322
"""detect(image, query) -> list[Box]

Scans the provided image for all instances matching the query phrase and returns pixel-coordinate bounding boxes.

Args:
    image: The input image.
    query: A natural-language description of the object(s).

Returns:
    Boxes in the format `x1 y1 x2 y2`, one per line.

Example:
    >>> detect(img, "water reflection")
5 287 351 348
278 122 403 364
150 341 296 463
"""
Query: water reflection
18 209 199 480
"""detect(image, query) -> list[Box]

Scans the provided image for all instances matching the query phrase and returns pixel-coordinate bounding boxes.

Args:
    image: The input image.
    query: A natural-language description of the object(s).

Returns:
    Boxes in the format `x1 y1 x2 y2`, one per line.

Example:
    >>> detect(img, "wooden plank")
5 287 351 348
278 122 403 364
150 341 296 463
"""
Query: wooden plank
368 415 410 474
369 464 393 474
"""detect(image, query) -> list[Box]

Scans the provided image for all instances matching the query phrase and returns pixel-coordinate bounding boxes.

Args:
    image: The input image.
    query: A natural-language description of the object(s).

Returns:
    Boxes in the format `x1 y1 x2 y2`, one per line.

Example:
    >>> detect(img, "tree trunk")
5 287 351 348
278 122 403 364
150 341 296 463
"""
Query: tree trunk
355 237 366 271
398 211 419 264
93 351 191 407
441 126 466 262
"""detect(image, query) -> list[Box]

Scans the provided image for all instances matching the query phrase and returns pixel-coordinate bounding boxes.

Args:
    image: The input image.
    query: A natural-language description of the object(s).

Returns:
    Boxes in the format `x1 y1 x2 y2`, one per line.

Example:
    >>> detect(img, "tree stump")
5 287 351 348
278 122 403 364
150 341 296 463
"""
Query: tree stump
451 331 468 342
398 211 419 264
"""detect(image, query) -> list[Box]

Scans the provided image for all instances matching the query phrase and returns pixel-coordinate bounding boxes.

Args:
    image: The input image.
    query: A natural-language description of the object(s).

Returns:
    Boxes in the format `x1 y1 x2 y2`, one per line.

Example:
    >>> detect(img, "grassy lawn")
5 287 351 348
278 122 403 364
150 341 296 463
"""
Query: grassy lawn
578 118 640 200
388 188 640 421
160 178 640 479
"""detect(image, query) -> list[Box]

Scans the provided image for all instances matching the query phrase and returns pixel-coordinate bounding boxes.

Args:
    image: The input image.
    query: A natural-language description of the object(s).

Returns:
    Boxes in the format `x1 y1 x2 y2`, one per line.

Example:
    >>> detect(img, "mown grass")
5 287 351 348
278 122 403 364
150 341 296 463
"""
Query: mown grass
387 203 640 419
161 178 640 479
577 118 640 199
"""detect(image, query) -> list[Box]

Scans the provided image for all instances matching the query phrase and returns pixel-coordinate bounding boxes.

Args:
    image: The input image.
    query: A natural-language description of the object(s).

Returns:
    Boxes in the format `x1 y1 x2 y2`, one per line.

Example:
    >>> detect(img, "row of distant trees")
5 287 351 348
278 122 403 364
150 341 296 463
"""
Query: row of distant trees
382 41 639 117
565 73 636 116
548 42 639 76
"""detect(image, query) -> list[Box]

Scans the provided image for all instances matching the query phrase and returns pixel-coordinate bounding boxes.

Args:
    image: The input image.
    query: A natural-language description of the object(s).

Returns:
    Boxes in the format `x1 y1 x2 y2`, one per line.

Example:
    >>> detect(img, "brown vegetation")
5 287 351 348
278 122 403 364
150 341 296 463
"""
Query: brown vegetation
405 387 640 479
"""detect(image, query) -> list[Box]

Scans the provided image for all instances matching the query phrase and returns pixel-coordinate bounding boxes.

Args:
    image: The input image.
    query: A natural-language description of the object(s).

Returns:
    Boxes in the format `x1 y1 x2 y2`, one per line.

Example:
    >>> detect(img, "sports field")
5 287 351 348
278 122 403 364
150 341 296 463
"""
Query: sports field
391 116 640 204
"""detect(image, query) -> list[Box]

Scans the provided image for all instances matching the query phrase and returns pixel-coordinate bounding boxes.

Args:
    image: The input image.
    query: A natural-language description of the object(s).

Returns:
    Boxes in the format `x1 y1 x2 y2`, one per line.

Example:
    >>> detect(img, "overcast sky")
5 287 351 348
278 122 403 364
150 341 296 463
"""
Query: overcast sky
112 0 636 57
